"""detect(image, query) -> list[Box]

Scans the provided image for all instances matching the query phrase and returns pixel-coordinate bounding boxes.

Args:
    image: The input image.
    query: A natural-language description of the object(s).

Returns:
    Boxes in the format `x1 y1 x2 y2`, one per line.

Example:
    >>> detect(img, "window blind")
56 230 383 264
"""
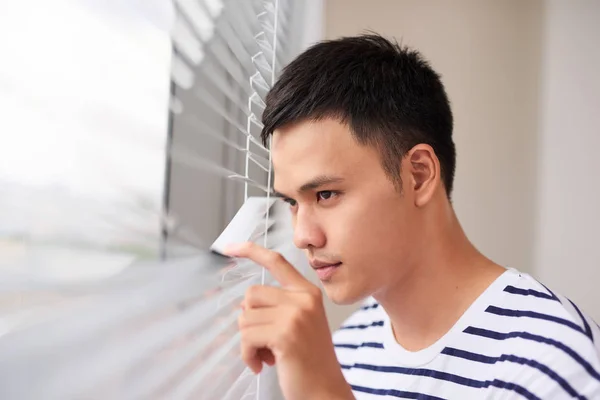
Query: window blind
0 0 309 399
165 0 302 257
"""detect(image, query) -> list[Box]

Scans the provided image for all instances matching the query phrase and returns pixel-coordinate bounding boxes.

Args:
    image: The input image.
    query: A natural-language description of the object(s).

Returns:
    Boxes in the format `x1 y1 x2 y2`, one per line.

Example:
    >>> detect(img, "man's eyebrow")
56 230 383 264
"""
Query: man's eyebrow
272 190 288 199
298 175 345 193
272 176 345 199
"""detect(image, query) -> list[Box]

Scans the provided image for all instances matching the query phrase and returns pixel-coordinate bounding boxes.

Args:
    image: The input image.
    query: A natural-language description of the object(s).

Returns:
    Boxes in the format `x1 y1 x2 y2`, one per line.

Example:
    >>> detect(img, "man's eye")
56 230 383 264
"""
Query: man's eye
282 198 297 207
317 191 337 201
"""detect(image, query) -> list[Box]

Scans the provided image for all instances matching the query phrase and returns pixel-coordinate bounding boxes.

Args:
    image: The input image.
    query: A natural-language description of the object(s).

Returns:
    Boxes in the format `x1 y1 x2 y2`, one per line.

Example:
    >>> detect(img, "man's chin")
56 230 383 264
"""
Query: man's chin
322 284 366 306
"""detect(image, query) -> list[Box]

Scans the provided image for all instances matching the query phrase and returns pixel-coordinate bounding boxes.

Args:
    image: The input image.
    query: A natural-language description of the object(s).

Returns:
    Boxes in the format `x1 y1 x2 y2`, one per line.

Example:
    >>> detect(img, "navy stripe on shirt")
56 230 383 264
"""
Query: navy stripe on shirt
361 303 380 310
539 282 561 302
351 384 446 400
503 284 595 342
341 363 540 400
335 342 384 349
503 285 557 301
464 326 600 382
485 305 587 337
340 320 384 330
568 298 594 342
441 347 583 399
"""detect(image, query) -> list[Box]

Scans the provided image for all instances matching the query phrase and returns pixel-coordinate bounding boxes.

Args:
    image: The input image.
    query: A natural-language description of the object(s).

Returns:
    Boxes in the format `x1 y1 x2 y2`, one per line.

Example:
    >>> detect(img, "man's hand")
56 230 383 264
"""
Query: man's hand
224 242 354 400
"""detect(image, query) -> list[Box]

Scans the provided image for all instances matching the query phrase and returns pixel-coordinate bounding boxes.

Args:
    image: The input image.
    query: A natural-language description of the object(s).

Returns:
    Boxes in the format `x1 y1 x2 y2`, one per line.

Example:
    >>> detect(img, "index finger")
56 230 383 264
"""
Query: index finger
223 242 309 288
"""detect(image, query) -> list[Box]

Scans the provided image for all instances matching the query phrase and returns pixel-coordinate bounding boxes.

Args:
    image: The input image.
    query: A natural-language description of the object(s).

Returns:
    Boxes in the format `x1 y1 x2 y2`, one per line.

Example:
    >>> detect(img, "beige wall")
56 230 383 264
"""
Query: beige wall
325 0 544 274
535 1 600 319
324 0 542 328
323 0 600 322
320 0 545 327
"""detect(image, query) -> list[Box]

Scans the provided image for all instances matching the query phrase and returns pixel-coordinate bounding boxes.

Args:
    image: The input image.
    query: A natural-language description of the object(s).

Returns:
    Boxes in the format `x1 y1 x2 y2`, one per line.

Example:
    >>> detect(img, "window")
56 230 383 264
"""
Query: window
0 1 314 399
0 0 172 279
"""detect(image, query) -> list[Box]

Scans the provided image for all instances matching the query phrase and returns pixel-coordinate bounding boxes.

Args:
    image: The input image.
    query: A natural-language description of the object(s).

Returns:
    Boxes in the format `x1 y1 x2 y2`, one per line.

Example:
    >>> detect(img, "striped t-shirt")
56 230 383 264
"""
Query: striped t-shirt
333 268 600 399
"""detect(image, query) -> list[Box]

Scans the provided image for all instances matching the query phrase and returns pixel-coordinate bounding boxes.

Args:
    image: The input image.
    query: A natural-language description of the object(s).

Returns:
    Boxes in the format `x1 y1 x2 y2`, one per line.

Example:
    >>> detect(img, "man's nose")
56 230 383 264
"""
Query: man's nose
293 209 326 250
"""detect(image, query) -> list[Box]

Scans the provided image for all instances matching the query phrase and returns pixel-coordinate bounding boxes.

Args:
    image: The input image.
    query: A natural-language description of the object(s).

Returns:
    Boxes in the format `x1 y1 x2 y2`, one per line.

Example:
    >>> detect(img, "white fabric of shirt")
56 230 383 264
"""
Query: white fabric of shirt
333 269 600 399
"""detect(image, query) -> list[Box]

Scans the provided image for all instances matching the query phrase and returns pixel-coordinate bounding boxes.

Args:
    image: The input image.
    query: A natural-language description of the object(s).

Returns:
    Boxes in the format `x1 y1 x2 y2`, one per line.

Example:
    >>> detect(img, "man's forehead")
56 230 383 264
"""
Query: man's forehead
270 119 380 194
272 120 349 179
272 119 355 163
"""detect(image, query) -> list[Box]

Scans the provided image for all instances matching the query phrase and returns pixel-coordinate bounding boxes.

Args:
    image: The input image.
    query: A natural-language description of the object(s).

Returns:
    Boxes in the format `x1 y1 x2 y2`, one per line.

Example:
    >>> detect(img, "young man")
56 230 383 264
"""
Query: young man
224 34 600 399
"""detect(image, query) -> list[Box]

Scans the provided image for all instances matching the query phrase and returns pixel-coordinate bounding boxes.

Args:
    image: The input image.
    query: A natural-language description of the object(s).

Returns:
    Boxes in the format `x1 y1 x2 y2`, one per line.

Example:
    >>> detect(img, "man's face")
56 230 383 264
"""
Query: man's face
272 118 419 305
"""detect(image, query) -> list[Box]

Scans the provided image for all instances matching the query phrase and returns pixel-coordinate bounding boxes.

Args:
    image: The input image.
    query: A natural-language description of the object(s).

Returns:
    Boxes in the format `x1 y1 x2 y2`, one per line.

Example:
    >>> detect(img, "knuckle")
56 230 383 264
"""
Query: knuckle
245 285 262 303
308 286 323 301
288 307 305 328
239 327 255 349
239 325 248 339
240 344 252 364
301 289 322 311
306 296 319 312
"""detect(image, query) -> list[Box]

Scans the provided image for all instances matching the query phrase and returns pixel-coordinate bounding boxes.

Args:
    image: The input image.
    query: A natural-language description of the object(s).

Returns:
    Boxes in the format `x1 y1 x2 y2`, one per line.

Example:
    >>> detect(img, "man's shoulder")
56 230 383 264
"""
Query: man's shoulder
457 271 600 394
478 271 600 355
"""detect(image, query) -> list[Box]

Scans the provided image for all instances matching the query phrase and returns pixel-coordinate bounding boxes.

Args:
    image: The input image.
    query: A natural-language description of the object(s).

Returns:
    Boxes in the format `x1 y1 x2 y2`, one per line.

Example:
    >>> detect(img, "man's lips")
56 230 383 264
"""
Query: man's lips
310 260 342 280
310 259 341 269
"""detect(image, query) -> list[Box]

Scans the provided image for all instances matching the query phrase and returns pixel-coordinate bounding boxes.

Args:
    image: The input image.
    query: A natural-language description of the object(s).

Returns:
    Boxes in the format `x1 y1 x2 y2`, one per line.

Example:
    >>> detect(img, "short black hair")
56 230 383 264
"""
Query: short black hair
261 33 456 196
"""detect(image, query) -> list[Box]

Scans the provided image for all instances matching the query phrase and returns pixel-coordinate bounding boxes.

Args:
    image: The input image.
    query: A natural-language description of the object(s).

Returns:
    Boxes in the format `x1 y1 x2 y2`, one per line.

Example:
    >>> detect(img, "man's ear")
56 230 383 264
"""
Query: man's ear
406 144 441 207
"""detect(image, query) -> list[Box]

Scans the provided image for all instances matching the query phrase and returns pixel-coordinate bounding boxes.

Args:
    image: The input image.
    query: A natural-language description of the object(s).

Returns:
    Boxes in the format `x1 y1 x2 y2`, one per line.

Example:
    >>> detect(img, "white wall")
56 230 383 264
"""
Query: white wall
535 1 600 320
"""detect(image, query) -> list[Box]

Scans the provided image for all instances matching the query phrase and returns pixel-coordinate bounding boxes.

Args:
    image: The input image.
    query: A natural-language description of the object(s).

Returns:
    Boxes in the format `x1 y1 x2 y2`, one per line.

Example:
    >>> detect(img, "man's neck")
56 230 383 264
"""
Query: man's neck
373 210 505 352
